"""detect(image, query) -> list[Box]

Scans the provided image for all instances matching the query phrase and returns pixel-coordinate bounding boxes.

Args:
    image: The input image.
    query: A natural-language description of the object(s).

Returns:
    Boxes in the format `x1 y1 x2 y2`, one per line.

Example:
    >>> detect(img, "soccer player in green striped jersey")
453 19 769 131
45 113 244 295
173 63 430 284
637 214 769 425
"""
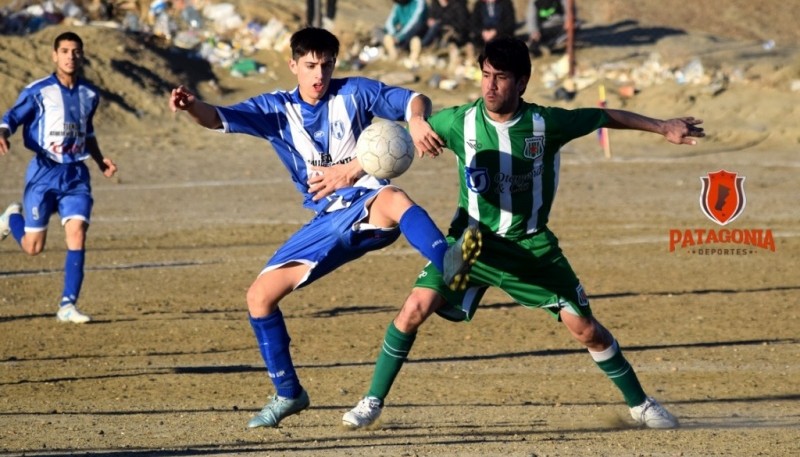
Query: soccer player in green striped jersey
343 36 705 430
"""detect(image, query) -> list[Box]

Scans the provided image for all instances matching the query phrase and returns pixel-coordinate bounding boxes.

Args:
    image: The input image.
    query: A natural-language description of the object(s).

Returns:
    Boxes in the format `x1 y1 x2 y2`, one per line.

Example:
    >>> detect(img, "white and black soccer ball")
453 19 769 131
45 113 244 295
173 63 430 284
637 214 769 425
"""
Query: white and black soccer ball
355 121 415 179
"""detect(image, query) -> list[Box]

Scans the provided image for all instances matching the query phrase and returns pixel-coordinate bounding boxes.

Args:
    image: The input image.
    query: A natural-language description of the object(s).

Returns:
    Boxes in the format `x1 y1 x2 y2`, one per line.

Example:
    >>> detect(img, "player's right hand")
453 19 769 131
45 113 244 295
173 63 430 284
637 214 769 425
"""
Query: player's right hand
169 85 196 112
0 128 10 155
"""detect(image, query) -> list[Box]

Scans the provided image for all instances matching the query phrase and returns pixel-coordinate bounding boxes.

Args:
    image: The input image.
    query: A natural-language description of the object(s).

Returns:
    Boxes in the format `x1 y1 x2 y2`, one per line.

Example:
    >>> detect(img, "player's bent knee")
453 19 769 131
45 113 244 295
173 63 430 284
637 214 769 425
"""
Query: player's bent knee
245 285 276 318
396 290 439 331
22 242 44 256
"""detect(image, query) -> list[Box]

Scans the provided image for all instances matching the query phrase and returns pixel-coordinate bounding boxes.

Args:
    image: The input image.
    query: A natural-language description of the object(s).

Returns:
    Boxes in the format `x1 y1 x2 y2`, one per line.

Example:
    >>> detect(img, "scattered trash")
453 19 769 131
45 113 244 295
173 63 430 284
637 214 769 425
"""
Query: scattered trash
0 0 285 79
618 85 637 98
675 58 705 85
230 58 266 77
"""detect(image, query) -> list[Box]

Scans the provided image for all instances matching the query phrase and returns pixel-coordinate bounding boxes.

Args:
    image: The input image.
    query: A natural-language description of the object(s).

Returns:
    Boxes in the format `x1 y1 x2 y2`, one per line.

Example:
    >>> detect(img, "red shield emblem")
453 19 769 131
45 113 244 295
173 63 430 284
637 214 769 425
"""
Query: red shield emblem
699 170 746 225
523 136 544 160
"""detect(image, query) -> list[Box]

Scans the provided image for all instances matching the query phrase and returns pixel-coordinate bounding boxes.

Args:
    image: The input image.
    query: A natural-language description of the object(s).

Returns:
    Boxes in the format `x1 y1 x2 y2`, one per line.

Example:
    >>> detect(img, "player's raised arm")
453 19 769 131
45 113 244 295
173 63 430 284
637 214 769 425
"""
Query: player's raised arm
169 85 223 130
603 108 705 145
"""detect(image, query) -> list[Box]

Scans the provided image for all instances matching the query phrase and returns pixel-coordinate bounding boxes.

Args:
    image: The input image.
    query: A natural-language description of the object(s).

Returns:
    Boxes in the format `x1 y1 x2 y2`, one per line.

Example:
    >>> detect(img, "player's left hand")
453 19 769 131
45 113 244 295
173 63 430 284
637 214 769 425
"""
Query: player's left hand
664 117 705 145
169 85 196 112
408 117 444 158
308 161 361 201
101 158 118 178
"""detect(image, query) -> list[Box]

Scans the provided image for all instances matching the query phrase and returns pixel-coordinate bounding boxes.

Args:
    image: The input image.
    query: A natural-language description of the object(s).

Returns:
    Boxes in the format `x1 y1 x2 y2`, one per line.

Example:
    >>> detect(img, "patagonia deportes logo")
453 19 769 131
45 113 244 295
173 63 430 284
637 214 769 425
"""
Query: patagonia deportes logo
668 170 775 255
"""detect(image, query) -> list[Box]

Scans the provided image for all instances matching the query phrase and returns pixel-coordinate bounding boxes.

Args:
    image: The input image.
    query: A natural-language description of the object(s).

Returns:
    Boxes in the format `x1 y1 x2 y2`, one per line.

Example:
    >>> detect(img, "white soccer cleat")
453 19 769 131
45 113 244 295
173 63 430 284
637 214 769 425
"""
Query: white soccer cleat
630 396 679 429
342 396 382 429
0 202 22 241
56 304 92 324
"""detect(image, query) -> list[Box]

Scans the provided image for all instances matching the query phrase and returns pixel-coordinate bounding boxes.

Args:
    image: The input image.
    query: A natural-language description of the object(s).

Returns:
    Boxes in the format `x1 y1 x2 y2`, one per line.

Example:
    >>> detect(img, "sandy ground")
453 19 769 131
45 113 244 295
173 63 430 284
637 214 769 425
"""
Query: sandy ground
2 1 800 456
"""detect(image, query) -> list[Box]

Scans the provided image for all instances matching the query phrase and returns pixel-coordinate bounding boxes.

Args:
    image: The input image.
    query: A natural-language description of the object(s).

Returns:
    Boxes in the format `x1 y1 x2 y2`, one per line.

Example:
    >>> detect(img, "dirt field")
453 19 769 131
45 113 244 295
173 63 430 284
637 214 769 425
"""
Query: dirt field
2 118 799 456
2 1 800 456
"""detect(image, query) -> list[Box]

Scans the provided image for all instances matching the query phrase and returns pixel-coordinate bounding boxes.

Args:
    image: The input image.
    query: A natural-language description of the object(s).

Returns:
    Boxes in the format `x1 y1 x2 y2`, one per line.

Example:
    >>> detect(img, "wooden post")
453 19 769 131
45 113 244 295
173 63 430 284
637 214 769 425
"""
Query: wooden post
313 0 322 27
566 0 576 77
598 84 612 159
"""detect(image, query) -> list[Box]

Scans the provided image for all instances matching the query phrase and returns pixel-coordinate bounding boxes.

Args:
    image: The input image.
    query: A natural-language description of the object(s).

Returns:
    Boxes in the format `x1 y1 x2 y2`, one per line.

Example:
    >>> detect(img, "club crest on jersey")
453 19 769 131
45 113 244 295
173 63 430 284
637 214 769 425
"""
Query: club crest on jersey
465 166 490 193
699 170 746 225
331 120 345 140
523 136 544 160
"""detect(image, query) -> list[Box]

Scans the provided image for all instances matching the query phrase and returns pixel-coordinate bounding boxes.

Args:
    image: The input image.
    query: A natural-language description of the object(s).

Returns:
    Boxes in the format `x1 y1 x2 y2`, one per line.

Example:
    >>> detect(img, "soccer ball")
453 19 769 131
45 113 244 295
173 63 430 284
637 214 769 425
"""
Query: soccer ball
355 121 415 179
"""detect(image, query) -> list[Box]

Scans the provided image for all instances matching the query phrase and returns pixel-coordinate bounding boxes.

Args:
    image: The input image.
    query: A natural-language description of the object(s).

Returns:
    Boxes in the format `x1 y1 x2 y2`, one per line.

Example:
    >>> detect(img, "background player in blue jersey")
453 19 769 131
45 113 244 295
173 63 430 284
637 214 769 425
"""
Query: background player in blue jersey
342 37 705 430
168 27 473 429
0 31 118 324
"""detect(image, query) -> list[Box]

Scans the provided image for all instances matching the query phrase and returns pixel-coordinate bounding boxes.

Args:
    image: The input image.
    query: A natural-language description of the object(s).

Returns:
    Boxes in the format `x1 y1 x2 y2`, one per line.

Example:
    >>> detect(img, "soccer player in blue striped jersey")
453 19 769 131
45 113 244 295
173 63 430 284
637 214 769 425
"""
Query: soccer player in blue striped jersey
169 27 475 429
343 37 705 430
0 31 118 324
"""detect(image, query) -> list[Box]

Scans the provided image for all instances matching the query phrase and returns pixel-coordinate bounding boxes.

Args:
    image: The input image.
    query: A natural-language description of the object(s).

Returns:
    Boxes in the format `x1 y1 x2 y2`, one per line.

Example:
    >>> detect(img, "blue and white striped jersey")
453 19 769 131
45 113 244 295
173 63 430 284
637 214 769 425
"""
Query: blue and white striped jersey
1 74 99 164
216 76 418 214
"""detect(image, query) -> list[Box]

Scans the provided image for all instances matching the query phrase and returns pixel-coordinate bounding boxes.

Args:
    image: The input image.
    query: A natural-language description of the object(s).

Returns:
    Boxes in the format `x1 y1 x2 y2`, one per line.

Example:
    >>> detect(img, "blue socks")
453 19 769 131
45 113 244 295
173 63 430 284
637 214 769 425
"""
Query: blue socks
62 249 85 306
249 309 303 399
399 205 448 272
9 213 24 244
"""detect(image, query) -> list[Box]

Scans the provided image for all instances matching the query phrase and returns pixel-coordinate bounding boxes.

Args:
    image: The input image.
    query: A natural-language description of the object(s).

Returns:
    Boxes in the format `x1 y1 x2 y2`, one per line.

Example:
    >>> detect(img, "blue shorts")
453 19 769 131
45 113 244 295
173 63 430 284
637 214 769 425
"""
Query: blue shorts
262 186 401 288
23 156 93 231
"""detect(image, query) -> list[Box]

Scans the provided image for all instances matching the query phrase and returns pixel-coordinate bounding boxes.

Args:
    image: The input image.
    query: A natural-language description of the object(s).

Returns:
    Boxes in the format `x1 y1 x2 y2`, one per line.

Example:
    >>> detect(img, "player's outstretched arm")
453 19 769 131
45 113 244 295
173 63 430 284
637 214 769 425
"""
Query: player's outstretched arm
169 85 223 130
407 95 444 157
603 108 705 145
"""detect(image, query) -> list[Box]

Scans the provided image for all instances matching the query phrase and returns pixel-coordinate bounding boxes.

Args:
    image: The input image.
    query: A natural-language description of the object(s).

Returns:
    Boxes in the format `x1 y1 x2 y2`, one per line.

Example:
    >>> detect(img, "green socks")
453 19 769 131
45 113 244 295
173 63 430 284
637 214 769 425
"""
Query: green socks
590 340 647 407
367 321 417 401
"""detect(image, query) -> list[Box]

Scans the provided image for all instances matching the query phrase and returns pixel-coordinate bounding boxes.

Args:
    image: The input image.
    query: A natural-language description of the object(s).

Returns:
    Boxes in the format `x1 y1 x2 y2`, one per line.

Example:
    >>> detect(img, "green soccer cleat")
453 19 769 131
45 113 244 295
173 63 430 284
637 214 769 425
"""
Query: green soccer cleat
443 226 482 291
247 389 310 428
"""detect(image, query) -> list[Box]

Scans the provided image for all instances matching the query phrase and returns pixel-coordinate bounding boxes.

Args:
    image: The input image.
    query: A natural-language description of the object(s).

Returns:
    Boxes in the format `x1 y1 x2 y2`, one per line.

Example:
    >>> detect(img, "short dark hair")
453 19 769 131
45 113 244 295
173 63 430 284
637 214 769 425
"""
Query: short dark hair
478 37 531 80
54 31 83 50
290 27 339 61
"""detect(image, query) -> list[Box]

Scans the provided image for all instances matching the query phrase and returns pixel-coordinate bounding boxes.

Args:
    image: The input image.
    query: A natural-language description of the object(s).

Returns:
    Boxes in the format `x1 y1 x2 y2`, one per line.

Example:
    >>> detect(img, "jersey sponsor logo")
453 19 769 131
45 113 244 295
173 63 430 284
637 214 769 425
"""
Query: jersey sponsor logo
308 156 353 167
668 170 775 254
523 136 545 160
699 170 745 225
48 141 85 155
465 166 490 193
493 165 543 194
49 122 82 138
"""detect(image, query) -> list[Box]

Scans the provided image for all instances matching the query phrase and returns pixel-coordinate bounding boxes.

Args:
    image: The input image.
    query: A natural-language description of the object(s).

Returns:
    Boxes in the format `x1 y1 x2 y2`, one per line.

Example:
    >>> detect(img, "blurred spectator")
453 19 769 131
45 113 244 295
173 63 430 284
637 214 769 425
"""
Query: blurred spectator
525 0 577 56
420 0 469 48
470 0 516 50
306 0 336 29
380 0 427 60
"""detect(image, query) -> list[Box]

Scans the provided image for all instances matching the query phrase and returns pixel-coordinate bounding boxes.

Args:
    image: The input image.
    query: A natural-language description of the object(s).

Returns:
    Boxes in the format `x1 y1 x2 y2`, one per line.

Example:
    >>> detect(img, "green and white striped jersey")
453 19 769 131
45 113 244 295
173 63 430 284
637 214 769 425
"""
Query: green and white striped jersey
429 98 608 240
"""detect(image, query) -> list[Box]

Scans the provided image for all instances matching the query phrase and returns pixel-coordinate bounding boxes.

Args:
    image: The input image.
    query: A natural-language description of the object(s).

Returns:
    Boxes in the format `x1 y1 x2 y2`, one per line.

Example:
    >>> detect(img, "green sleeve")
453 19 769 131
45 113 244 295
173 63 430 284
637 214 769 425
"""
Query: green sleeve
546 107 609 143
428 106 459 145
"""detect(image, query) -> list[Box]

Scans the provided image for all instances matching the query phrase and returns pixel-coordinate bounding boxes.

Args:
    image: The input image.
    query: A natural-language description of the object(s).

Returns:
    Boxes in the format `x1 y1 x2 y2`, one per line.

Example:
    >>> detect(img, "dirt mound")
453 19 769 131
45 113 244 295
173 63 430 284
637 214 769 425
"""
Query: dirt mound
0 25 218 127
